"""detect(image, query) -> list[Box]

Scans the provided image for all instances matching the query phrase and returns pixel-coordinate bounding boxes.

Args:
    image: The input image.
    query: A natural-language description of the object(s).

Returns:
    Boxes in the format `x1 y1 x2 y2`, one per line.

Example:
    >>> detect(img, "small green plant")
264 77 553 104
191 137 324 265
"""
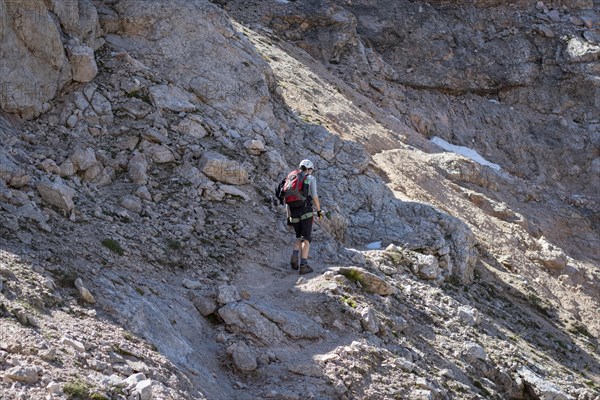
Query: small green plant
135 287 145 296
473 380 491 396
63 379 91 399
341 295 357 308
340 269 365 286
101 239 124 256
567 322 593 338
90 394 109 400
167 239 182 250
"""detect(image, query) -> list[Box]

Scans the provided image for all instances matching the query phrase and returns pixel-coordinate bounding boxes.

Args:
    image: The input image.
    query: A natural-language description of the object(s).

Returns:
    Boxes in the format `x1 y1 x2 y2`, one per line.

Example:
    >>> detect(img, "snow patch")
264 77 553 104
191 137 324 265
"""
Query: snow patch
366 241 382 250
431 137 501 171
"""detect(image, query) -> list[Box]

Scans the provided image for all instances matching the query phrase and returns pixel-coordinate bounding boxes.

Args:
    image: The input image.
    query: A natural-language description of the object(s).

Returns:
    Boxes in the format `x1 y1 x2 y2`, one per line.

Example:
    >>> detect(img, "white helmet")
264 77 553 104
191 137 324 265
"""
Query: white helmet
299 159 314 170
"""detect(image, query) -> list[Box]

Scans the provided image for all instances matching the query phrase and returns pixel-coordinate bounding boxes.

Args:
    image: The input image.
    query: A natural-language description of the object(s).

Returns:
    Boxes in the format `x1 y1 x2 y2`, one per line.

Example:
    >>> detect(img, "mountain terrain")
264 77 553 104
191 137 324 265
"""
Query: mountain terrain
0 0 599 399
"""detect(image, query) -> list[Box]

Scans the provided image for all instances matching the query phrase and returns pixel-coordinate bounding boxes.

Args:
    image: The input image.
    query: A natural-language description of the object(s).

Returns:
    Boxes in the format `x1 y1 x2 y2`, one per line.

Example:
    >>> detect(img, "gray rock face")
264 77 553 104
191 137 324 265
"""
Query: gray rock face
106 0 276 129
149 85 196 113
0 0 100 119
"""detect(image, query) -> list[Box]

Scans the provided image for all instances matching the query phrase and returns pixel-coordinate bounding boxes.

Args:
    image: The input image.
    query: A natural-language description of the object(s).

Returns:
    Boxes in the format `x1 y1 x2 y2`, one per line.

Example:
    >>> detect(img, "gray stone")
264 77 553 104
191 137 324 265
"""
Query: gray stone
199 152 249 185
464 342 486 361
149 85 196 112
5 365 40 384
360 307 380 334
67 44 98 83
176 117 208 138
37 179 76 212
337 267 395 296
135 379 153 400
75 278 96 303
61 337 86 353
518 367 574 400
128 154 149 185
120 195 143 213
229 342 257 372
217 285 241 305
147 144 175 164
182 278 202 290
415 254 441 280
218 302 285 344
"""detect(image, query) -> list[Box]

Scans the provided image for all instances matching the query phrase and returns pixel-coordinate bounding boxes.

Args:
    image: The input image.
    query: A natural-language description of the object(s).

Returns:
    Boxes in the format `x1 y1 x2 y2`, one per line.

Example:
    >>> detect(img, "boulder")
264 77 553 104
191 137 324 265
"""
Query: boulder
37 179 76 212
4 365 40 384
360 307 380 334
67 44 98 83
70 147 97 171
244 139 266 155
217 285 241 305
61 337 86 353
229 342 257 372
75 278 96 304
337 267 395 295
128 154 149 184
518 367 574 400
415 254 441 280
199 152 249 185
218 301 285 344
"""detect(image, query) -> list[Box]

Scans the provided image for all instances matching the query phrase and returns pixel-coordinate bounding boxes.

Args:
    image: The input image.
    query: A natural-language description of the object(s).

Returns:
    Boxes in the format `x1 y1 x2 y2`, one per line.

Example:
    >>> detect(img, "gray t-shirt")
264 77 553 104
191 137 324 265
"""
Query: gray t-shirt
305 174 318 199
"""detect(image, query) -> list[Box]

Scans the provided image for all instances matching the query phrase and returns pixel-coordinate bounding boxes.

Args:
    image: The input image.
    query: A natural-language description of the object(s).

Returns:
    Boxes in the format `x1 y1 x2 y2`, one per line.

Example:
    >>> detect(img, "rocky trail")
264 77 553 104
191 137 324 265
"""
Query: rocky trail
1 0 599 399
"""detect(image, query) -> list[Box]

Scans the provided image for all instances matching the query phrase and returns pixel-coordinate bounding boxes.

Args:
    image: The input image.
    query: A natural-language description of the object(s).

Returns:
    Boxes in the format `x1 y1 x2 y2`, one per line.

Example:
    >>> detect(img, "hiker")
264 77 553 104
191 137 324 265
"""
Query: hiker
284 159 323 275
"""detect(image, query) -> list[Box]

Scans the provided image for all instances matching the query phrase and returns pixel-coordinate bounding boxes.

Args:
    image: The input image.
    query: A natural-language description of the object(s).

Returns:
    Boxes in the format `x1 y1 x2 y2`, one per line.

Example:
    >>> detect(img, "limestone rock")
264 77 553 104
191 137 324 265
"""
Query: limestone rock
199 152 249 185
128 154 149 184
176 117 208 138
120 195 142 213
5 365 40 384
190 294 218 316
218 302 285 344
415 254 441 280
67 44 98 83
530 237 568 270
244 139 266 156
337 267 395 296
518 367 574 400
217 285 241 305
229 342 258 372
360 307 380 334
37 179 76 212
464 342 486 361
147 144 175 164
74 278 96 304
61 337 86 353
134 379 154 400
149 85 196 113
457 306 481 326
70 147 97 171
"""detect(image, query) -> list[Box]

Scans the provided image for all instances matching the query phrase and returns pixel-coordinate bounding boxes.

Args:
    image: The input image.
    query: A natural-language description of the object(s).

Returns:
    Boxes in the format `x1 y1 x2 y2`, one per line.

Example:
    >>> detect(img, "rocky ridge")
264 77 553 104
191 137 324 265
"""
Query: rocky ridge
0 0 598 399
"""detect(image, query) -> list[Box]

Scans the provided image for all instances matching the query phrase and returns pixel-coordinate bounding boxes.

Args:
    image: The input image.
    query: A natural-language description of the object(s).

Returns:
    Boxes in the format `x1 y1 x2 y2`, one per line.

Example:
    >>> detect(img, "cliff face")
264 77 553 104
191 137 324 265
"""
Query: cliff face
0 1 599 399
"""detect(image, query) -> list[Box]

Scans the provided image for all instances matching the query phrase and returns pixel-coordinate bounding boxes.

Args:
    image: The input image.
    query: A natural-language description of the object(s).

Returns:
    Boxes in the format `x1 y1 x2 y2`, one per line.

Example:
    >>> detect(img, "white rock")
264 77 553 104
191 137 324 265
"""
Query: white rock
457 306 481 326
199 152 249 185
5 365 40 384
128 154 149 185
182 278 202 290
217 285 241 305
120 195 143 213
134 186 152 201
66 114 78 128
74 278 96 304
464 342 486 361
244 139 266 155
135 379 153 400
37 179 76 212
60 337 85 353
360 307 380 334
67 44 98 83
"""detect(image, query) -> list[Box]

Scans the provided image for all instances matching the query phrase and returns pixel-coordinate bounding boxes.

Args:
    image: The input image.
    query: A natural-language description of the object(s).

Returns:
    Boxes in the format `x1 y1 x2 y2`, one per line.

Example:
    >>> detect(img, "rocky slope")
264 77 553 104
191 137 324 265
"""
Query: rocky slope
0 0 599 399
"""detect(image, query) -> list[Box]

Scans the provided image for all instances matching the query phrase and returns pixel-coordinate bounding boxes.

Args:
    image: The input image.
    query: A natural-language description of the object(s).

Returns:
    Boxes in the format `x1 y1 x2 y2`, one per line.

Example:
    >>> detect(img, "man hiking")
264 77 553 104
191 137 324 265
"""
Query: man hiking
284 159 323 275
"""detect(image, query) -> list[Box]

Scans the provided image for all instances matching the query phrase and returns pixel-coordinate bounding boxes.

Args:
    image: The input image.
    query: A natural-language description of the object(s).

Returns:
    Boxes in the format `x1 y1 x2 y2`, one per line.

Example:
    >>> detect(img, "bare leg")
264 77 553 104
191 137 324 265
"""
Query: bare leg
294 239 302 251
301 240 310 260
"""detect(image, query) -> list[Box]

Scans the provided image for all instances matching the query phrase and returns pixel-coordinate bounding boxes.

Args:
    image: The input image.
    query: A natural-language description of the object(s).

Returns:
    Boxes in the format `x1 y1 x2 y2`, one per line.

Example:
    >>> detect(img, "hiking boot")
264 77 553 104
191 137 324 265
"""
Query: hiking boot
299 264 313 275
290 254 299 270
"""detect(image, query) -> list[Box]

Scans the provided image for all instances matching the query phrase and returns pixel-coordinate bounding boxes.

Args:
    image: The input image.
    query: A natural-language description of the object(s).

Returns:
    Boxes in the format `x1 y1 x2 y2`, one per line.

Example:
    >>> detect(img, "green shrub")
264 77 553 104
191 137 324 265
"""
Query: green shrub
101 239 124 256
63 379 90 399
340 269 365 286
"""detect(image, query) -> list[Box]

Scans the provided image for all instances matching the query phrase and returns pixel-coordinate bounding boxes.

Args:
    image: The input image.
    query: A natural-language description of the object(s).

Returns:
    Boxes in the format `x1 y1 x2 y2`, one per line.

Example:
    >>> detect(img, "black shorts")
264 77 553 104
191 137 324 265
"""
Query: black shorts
290 208 313 242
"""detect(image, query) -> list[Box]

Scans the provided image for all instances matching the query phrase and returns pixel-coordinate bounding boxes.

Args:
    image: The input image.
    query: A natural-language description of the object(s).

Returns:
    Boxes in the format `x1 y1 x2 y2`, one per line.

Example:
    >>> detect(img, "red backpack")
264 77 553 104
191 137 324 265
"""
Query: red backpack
279 170 309 208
